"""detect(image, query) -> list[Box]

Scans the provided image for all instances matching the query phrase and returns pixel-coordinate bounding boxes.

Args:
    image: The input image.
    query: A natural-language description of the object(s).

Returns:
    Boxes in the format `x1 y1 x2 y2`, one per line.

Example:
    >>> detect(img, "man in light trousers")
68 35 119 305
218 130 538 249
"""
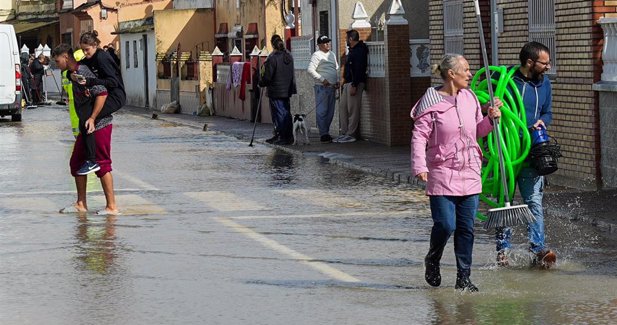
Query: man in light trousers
307 35 339 143
336 29 368 143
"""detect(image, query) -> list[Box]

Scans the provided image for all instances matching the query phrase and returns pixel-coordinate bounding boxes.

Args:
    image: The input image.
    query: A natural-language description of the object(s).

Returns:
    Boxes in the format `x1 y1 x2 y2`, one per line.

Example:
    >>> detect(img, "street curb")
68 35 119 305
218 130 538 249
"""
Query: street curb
127 108 426 190
268 143 427 189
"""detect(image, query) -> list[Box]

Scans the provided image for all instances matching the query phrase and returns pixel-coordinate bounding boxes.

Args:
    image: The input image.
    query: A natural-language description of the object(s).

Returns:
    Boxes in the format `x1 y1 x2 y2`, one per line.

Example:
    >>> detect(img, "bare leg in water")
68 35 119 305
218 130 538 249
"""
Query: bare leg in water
99 172 118 214
74 175 88 211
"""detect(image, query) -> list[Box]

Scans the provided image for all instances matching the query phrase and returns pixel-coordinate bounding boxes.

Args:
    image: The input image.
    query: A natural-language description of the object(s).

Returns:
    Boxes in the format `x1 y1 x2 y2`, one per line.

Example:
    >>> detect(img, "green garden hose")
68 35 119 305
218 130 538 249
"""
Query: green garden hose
470 65 532 220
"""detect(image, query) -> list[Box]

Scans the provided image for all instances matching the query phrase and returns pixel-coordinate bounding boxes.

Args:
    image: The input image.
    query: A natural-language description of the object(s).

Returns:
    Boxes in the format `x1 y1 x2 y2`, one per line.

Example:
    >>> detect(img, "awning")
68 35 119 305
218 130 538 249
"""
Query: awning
215 23 228 38
10 20 58 34
113 17 154 34
244 22 258 39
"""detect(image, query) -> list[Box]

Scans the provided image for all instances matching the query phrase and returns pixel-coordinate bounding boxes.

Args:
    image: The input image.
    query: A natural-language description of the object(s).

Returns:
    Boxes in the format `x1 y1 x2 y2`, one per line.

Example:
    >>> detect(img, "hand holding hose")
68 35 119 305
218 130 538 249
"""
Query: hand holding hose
482 97 503 113
487 107 501 120
482 97 502 121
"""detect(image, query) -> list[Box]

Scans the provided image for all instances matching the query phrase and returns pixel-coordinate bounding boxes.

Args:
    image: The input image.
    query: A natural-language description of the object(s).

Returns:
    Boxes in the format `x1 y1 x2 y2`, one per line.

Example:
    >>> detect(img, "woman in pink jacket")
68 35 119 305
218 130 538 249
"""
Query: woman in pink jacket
411 54 501 292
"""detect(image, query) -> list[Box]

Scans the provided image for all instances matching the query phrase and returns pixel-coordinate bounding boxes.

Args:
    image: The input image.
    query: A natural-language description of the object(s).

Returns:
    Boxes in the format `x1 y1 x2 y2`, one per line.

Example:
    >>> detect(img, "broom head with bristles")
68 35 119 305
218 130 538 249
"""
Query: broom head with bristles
483 203 536 229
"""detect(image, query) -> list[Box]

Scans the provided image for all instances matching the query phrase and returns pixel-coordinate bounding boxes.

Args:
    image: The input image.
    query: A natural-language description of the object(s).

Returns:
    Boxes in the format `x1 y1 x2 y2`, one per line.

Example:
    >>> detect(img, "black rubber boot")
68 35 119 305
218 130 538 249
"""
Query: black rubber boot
424 257 441 287
455 272 479 292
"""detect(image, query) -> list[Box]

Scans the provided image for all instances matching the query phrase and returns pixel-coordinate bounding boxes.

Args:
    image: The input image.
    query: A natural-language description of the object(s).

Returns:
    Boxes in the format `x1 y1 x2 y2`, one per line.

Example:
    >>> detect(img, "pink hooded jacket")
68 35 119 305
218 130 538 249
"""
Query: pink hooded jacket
411 87 494 196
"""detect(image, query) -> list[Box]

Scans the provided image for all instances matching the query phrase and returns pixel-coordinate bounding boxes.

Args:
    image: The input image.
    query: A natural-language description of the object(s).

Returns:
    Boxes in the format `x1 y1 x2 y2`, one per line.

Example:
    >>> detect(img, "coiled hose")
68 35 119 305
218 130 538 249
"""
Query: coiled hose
470 65 532 221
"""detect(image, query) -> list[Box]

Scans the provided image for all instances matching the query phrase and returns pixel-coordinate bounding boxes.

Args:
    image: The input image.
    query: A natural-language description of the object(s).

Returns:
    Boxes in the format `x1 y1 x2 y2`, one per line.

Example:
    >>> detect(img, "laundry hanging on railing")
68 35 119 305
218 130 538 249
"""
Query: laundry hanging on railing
229 62 251 101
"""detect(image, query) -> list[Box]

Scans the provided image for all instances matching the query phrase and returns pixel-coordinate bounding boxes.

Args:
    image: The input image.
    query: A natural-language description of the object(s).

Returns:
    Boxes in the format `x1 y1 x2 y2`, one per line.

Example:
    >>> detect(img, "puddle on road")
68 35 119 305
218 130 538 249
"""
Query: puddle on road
3 108 617 324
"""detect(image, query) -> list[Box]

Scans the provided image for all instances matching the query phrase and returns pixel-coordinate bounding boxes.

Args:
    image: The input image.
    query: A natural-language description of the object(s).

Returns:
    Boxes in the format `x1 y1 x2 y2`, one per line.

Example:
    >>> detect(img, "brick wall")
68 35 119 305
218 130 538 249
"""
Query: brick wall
386 23 412 146
429 0 607 188
360 78 388 142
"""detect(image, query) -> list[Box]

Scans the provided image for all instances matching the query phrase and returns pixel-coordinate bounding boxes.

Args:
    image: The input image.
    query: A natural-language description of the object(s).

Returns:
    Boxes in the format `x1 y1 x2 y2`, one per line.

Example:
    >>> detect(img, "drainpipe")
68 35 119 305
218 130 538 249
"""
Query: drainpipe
331 0 338 59
312 0 317 40
490 0 498 65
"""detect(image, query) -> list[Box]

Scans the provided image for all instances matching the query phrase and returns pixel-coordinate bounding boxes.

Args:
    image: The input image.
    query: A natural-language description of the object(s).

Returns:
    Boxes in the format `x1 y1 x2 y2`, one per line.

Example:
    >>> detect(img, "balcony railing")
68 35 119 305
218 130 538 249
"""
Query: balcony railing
216 64 230 84
366 41 385 78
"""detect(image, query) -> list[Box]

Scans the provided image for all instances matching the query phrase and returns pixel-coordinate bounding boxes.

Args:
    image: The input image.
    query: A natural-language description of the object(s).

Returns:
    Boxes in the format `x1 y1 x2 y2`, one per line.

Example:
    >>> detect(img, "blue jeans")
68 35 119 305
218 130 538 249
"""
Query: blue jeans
427 195 479 277
314 85 336 136
496 167 545 253
269 98 293 140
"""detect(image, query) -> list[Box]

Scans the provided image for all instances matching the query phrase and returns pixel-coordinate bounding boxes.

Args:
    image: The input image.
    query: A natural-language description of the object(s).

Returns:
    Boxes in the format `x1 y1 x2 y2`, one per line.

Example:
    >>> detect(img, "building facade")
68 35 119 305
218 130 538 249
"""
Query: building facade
429 0 617 189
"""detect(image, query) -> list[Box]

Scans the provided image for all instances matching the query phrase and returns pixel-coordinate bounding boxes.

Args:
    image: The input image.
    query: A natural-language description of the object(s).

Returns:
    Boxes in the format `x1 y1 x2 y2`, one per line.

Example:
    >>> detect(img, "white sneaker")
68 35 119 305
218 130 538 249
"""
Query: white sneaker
337 135 356 143
333 135 347 143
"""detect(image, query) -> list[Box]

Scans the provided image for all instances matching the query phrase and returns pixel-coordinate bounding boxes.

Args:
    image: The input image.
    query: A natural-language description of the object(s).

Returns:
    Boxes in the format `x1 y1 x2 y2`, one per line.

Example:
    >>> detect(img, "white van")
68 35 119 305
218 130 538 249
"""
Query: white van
0 23 22 121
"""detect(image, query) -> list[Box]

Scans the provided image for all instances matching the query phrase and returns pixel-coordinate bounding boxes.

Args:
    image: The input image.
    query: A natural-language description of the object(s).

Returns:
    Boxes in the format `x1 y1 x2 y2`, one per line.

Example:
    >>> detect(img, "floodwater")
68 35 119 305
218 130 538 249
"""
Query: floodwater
0 107 616 324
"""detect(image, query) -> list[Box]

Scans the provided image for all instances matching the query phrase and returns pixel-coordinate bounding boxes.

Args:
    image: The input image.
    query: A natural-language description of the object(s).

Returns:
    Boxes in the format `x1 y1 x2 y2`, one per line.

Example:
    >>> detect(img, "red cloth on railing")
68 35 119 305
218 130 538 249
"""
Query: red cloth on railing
238 62 251 101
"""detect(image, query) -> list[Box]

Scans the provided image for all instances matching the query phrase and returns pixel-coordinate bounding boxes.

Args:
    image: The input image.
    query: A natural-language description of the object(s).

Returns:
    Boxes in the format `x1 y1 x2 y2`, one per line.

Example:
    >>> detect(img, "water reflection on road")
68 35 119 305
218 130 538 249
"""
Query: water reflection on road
0 108 617 324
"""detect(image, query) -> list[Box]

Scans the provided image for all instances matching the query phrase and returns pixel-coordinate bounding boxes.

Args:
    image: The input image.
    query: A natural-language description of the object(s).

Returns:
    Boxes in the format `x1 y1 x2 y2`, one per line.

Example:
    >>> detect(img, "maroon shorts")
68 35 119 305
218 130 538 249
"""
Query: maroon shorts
70 124 113 178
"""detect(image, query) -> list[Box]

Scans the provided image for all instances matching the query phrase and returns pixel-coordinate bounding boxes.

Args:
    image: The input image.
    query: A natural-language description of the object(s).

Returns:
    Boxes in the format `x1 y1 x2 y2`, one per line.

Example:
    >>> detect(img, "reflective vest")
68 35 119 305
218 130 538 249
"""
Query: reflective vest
62 70 80 137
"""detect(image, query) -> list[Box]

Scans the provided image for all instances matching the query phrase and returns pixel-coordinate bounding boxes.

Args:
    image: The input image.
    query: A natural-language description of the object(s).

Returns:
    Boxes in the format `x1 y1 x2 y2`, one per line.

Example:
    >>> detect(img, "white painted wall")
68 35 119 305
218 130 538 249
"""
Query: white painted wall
120 31 156 109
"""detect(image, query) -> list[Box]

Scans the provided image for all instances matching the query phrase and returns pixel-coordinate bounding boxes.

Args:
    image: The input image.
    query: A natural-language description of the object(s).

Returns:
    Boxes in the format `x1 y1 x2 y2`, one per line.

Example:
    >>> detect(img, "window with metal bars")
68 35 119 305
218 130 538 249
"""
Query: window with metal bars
528 0 556 75
443 0 464 55
125 41 130 69
133 40 138 68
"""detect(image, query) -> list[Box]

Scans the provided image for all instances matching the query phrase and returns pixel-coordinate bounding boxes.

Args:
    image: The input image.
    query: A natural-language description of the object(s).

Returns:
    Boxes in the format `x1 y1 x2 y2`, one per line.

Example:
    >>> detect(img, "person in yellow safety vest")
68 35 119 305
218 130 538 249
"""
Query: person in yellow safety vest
61 49 86 137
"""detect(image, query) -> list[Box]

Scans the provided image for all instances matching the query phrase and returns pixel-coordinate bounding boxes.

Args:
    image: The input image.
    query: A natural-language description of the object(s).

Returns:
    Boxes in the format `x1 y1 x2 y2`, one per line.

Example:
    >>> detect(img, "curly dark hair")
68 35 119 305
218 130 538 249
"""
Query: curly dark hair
80 30 101 47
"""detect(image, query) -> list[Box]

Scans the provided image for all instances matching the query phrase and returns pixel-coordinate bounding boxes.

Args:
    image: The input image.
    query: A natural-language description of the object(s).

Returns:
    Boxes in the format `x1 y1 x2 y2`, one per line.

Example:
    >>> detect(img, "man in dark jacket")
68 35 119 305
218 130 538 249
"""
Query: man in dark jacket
20 53 34 106
259 34 297 145
30 54 46 104
335 29 368 143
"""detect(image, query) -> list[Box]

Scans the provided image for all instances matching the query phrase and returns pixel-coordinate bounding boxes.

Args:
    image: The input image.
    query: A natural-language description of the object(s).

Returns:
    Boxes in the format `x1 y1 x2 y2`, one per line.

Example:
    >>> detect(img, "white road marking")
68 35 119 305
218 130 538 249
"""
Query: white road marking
0 197 58 212
114 171 160 191
0 189 154 196
185 191 267 212
88 194 166 215
215 216 361 283
273 189 367 209
230 210 419 220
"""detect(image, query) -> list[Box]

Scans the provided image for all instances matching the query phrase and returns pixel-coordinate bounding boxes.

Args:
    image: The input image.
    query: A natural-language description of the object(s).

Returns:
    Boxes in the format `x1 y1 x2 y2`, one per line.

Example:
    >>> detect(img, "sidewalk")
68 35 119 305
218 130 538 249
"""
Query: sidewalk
124 106 617 233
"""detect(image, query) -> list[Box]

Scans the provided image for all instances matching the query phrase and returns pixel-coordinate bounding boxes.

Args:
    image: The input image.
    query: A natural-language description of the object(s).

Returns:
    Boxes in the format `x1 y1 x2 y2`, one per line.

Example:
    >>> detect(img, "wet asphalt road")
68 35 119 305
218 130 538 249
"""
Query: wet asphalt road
1 106 617 324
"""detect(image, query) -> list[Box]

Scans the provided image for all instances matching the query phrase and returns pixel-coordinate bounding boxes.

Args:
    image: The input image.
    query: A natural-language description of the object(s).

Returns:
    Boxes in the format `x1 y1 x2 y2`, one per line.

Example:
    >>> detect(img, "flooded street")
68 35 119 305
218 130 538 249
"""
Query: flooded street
1 106 617 324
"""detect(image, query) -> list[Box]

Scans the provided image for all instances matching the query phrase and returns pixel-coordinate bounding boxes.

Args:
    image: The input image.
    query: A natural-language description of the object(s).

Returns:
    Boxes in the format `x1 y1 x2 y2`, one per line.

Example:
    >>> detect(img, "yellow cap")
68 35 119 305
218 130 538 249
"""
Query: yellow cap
74 49 85 61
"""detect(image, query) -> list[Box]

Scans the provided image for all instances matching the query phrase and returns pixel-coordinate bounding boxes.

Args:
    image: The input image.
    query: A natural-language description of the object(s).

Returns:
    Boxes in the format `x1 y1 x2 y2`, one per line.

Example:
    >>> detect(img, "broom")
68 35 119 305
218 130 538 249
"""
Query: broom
472 0 535 228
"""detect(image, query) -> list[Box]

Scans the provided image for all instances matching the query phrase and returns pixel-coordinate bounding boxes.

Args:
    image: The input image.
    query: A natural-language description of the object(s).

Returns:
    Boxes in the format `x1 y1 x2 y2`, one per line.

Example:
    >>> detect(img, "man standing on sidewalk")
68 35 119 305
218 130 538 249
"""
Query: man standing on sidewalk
495 42 556 268
307 35 339 143
335 29 368 143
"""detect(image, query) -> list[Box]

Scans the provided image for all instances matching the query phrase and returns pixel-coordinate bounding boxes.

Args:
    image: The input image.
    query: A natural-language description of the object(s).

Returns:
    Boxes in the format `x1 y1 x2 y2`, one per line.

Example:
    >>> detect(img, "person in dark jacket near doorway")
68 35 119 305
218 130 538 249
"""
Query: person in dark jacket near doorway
259 34 297 145
103 44 121 67
30 54 46 104
335 29 368 143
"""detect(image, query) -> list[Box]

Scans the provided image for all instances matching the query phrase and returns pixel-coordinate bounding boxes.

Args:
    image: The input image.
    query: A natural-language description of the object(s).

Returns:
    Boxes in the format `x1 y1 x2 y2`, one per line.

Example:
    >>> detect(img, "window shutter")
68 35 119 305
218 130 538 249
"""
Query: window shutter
443 0 464 55
528 0 556 74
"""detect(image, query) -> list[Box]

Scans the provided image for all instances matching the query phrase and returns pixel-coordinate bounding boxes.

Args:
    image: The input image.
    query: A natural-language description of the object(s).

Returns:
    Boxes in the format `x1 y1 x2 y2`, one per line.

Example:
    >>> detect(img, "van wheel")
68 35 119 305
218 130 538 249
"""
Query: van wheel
11 114 21 122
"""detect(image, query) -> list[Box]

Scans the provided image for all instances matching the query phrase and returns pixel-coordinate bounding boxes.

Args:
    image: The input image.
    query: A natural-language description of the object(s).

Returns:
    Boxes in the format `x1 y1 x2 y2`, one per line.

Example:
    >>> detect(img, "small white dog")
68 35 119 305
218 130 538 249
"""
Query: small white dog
292 114 310 145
